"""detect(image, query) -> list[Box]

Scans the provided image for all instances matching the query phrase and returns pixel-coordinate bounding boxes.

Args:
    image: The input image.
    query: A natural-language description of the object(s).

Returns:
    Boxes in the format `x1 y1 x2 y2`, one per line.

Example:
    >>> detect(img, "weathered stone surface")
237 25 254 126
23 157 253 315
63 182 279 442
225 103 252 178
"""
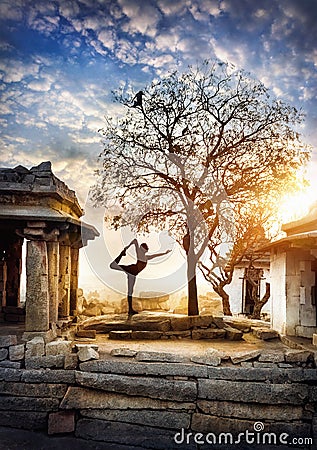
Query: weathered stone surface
9 344 25 361
197 400 308 421
134 320 171 332
21 369 76 384
77 346 99 362
252 327 279 340
75 343 98 351
170 316 191 331
135 351 188 363
0 368 22 381
76 330 96 339
46 340 72 356
230 350 261 364
284 350 313 363
22 329 56 344
198 379 309 404
313 333 317 347
48 411 75 435
0 360 21 369
190 315 214 328
79 360 208 378
0 396 59 411
131 331 163 340
25 336 45 357
110 348 137 358
253 362 277 369
224 326 243 340
0 348 8 361
109 330 132 340
82 409 191 430
0 335 17 347
76 371 197 402
60 386 196 411
192 329 226 339
75 419 195 450
258 351 285 363
164 331 191 338
0 381 67 398
25 355 64 370
0 411 47 430
222 318 252 332
64 353 78 370
191 353 221 367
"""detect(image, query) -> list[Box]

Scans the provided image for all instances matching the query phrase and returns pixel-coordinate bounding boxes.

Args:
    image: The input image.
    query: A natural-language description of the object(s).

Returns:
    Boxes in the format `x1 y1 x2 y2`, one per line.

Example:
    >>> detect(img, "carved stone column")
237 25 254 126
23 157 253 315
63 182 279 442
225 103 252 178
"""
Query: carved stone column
47 241 60 324
58 241 71 318
25 240 49 332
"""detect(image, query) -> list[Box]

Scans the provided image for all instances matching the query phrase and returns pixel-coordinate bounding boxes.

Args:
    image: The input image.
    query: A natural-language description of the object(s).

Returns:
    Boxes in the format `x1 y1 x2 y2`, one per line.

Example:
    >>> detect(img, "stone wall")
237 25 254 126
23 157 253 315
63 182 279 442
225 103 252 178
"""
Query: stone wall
0 334 316 449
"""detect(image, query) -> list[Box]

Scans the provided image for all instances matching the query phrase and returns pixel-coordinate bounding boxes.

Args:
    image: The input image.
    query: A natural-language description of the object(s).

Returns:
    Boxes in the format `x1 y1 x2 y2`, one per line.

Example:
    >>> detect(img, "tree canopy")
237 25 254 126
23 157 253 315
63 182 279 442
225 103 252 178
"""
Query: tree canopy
91 60 309 315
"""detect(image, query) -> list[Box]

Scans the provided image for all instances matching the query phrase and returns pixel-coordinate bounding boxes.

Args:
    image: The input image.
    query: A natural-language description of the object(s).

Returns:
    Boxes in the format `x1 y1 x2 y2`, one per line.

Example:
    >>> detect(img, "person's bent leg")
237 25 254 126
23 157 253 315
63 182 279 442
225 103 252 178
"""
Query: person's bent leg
110 248 127 271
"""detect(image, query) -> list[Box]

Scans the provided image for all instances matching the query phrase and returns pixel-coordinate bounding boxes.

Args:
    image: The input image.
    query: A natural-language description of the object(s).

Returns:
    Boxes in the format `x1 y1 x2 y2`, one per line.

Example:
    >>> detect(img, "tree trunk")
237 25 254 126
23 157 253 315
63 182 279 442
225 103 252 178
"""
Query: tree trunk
214 283 232 316
187 253 199 316
251 282 270 319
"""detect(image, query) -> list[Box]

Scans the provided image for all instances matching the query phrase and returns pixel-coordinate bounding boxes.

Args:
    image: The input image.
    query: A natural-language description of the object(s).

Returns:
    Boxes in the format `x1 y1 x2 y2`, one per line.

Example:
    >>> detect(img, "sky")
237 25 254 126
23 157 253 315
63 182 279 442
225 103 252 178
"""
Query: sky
1 0 317 298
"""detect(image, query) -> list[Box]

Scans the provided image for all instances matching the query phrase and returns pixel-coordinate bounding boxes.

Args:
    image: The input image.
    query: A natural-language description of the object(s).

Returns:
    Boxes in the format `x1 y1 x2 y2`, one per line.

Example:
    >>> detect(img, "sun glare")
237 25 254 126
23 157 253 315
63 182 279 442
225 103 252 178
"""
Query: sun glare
279 185 317 224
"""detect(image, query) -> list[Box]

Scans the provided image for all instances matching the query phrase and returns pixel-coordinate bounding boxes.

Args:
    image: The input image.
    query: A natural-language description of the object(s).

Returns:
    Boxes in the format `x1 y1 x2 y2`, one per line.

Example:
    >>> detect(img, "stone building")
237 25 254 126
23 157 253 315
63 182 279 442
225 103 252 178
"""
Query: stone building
0 161 99 341
265 205 317 338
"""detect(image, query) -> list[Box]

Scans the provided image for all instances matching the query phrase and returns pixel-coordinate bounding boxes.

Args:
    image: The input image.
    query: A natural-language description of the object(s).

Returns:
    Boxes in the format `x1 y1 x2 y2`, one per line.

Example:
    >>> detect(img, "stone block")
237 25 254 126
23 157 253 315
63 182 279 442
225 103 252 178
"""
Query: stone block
76 330 96 339
164 331 191 338
9 344 25 361
60 386 196 412
258 351 285 363
0 348 8 361
77 346 99 362
230 350 261 364
48 411 75 435
0 381 67 398
109 330 132 340
190 315 214 328
191 353 221 366
252 327 279 340
22 329 56 343
224 326 243 340
170 316 191 331
110 348 137 358
135 351 188 363
79 359 208 378
45 340 72 356
284 350 313 363
0 396 59 411
133 320 171 332
0 367 22 381
0 411 47 430
25 336 45 357
0 361 21 368
21 369 75 384
131 331 163 339
64 353 78 370
25 355 64 370
0 335 17 347
192 329 226 339
76 371 197 402
198 379 309 404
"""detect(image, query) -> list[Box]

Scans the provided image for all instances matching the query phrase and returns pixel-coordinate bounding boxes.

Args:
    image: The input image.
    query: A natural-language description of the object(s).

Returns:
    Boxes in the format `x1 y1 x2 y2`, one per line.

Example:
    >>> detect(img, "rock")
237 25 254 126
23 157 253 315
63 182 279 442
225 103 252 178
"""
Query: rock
170 317 191 331
76 330 96 339
230 350 261 364
0 361 21 369
25 355 65 370
136 351 188 363
190 315 214 328
110 348 137 358
192 329 226 339
164 331 191 339
0 335 17 347
46 340 72 356
259 351 285 363
0 349 8 361
191 353 221 366
252 327 279 340
48 411 75 435
64 354 78 370
77 346 99 362
9 344 25 361
109 331 132 340
224 326 243 340
131 331 163 340
284 350 313 364
25 337 45 357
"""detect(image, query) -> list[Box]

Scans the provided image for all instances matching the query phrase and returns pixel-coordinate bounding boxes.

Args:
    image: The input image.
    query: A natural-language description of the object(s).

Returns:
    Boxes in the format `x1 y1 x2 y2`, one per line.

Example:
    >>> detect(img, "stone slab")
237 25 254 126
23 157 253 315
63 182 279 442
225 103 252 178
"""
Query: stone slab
191 354 221 367
224 326 243 340
45 340 72 356
60 386 196 411
230 350 261 364
9 344 25 361
25 355 64 370
0 411 47 430
110 348 137 358
0 335 17 347
0 396 59 411
131 331 163 339
79 359 208 378
0 361 21 369
64 354 79 370
48 411 75 435
0 348 8 361
21 369 76 384
258 351 285 363
0 382 67 398
191 329 226 339
25 337 45 357
0 368 22 382
109 330 132 340
284 350 313 363
77 346 99 362
76 371 197 402
135 351 188 363
252 327 279 340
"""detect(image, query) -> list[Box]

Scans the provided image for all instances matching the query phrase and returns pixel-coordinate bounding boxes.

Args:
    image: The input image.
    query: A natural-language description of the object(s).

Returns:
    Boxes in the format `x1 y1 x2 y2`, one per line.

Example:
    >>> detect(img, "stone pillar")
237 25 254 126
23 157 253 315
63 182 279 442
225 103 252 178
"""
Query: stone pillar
70 246 79 315
0 261 7 307
6 236 23 306
25 240 49 332
47 241 60 324
58 244 71 318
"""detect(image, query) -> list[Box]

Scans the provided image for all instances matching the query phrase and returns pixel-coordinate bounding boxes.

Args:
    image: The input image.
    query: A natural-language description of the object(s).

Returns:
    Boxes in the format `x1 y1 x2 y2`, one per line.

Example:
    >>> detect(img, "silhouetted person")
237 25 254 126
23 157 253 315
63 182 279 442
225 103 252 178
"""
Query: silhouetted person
110 239 171 316
132 91 144 107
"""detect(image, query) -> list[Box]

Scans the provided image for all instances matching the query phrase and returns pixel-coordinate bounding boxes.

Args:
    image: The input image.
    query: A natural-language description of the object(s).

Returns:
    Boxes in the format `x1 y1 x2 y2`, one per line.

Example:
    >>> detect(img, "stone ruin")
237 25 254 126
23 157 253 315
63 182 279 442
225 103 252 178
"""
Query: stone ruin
0 161 99 341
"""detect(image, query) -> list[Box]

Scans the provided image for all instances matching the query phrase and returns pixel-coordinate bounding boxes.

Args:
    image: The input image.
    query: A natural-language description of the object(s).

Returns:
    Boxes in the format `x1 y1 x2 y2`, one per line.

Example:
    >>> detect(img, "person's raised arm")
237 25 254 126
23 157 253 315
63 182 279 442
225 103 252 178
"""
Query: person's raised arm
146 249 171 261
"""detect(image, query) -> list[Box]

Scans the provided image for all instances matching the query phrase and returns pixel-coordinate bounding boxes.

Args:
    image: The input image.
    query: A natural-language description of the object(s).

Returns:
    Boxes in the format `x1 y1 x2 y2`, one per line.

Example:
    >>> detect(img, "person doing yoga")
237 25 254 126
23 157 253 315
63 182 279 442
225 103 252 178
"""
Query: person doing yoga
110 238 171 316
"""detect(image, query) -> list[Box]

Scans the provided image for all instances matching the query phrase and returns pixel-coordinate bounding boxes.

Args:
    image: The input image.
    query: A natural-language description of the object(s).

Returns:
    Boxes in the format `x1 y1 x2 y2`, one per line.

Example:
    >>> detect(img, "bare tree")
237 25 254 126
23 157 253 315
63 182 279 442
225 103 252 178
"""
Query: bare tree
91 60 309 316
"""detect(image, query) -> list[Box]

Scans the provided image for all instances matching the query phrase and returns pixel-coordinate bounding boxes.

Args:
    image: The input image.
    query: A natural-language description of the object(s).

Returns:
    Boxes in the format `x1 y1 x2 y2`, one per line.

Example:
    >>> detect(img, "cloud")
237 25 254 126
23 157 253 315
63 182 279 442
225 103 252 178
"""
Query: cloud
28 78 52 92
118 0 162 36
